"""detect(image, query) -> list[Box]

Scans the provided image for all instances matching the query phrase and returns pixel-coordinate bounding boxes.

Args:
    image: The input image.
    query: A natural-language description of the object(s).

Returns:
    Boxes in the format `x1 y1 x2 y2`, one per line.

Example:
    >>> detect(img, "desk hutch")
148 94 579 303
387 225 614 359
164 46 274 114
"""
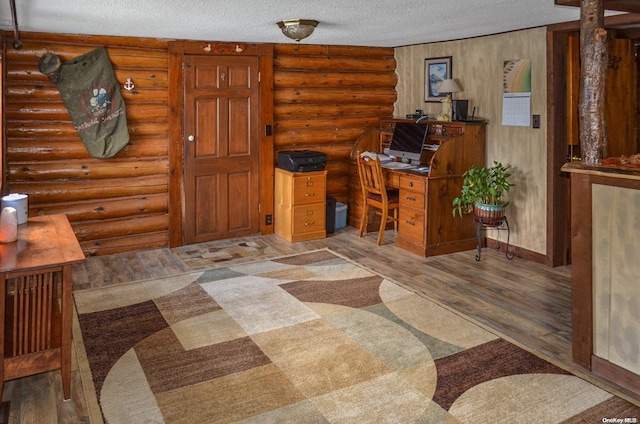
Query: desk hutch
349 118 486 256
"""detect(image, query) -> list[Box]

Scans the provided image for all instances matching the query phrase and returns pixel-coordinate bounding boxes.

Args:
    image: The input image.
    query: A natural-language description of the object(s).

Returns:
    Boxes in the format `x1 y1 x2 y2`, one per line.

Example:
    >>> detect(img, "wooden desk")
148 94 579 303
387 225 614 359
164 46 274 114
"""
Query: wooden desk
349 119 486 256
0 215 85 401
384 167 479 256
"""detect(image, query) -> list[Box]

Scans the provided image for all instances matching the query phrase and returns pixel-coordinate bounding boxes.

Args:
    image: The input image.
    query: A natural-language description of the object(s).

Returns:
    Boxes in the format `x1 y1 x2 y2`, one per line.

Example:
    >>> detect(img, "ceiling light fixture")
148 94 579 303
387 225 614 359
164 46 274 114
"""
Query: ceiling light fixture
277 19 319 43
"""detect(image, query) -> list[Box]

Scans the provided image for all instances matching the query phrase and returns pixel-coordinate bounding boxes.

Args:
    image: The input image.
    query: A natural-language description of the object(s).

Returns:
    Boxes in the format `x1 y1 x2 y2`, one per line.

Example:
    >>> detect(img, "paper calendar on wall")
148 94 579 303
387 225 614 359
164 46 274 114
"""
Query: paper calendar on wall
502 59 531 127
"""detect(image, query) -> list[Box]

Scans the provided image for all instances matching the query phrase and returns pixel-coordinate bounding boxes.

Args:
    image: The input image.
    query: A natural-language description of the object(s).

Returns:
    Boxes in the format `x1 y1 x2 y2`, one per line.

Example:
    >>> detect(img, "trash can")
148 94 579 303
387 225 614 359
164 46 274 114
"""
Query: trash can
335 202 348 231
326 197 337 233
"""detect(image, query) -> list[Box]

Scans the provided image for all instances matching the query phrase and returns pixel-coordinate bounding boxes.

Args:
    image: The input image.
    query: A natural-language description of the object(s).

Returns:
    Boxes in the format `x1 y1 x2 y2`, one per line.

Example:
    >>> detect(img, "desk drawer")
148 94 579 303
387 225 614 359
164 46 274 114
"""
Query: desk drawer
385 171 400 189
398 207 425 244
380 121 395 132
292 203 325 233
349 169 362 192
293 174 326 205
399 175 426 193
400 190 425 209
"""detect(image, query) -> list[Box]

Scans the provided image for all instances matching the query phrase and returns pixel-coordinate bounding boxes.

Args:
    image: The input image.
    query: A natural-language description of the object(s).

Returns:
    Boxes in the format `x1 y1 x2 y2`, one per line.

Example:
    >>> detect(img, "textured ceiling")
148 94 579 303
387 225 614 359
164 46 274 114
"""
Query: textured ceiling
0 0 624 47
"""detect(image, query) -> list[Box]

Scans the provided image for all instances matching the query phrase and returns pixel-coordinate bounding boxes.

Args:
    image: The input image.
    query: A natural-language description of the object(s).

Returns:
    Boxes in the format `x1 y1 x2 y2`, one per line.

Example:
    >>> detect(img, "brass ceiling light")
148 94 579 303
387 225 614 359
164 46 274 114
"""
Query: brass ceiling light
277 19 319 43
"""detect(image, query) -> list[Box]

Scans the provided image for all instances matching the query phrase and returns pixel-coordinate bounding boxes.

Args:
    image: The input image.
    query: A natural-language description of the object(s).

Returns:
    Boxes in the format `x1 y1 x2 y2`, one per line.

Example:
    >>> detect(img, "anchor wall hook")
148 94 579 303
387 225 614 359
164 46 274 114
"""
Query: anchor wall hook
124 78 135 91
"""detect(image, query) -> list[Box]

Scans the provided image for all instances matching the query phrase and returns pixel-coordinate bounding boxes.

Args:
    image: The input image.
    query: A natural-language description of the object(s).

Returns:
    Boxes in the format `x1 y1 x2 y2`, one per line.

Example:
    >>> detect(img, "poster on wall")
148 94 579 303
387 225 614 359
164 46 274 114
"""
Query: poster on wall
501 58 531 127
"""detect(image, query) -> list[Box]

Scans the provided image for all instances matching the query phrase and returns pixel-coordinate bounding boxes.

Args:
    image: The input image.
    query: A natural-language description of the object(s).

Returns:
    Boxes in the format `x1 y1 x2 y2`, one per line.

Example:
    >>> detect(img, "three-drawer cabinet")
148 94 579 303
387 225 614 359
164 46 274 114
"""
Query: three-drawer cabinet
274 168 327 242
397 173 426 249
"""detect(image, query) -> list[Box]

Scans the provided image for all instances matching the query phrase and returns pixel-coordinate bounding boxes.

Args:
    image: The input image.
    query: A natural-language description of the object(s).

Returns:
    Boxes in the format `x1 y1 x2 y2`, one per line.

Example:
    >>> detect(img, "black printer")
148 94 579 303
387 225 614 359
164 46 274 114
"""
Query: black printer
277 150 327 172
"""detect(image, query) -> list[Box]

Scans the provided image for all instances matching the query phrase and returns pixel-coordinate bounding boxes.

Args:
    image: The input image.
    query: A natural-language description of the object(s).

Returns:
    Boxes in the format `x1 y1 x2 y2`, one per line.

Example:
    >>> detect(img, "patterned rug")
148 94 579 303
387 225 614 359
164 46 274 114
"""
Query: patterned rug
172 240 280 269
72 249 640 423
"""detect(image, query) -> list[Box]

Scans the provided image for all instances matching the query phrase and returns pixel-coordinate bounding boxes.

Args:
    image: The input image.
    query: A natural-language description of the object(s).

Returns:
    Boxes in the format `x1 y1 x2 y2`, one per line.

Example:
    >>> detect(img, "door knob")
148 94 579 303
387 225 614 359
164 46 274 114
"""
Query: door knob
187 135 195 142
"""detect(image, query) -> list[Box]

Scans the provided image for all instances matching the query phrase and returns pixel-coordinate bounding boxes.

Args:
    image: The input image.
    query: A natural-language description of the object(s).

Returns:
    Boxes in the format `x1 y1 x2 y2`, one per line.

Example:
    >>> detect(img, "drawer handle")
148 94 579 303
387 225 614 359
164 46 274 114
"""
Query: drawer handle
304 193 315 197
304 221 315 226
406 196 416 202
408 181 414 187
405 220 415 226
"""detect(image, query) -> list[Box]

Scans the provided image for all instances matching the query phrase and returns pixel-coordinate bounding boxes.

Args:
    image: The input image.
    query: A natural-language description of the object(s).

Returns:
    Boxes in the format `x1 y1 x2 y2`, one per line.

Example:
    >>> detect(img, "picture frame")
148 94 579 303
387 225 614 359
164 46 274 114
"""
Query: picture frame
424 56 452 102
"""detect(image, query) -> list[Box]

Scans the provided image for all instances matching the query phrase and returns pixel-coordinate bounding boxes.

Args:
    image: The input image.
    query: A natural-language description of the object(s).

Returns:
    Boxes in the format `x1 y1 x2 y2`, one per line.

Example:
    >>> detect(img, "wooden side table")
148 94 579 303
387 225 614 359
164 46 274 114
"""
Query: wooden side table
0 215 84 401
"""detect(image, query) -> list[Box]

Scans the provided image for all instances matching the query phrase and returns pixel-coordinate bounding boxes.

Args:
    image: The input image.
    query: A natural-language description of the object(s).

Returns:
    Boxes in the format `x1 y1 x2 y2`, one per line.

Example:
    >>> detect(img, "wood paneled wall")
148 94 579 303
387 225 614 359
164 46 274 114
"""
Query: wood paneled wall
2 32 396 256
273 44 396 203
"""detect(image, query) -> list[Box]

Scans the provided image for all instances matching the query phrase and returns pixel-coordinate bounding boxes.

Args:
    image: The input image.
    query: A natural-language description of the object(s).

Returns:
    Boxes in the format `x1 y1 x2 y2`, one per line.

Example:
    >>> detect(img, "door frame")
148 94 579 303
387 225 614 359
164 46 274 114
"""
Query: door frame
167 42 274 247
546 13 640 266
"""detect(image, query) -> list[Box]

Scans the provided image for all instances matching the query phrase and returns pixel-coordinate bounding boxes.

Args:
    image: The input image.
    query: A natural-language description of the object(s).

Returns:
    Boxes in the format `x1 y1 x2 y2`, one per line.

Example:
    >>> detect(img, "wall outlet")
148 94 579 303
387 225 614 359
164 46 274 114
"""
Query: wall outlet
532 115 540 129
265 214 272 225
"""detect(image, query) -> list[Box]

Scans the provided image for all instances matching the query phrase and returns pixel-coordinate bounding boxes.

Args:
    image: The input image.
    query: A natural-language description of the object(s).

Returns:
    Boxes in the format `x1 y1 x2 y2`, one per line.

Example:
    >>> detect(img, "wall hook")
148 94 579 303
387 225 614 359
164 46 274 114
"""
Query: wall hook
124 78 135 91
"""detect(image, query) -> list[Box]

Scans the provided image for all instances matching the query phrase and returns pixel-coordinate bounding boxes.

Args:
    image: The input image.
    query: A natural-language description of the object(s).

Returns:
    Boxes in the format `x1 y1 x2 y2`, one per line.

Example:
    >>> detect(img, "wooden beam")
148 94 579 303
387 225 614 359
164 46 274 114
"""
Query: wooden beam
556 0 640 13
579 0 608 164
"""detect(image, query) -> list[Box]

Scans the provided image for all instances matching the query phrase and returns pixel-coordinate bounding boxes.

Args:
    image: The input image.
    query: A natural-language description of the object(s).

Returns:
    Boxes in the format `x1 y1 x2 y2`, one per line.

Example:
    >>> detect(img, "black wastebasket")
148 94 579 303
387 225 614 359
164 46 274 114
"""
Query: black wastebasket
326 197 337 234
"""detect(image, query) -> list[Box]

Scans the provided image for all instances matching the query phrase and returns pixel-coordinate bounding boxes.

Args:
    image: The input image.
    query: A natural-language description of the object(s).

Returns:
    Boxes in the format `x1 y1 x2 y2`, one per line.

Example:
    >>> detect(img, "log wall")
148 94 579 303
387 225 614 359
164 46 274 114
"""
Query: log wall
273 44 396 203
2 32 396 256
4 33 170 256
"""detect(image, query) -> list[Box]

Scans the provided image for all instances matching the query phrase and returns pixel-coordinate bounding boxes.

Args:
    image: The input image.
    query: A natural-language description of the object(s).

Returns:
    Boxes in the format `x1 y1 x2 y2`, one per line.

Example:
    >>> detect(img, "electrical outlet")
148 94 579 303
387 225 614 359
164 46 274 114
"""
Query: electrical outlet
532 115 540 129
265 214 272 225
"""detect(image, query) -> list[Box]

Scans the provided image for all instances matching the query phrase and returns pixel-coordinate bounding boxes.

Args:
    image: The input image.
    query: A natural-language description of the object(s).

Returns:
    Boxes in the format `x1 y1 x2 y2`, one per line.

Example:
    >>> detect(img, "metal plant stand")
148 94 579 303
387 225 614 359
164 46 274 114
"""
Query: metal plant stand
473 215 514 261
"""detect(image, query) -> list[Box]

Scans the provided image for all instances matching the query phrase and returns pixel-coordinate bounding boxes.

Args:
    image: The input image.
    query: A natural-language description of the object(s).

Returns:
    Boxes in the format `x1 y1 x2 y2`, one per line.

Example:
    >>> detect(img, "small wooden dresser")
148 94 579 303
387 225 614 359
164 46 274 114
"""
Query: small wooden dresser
274 168 327 242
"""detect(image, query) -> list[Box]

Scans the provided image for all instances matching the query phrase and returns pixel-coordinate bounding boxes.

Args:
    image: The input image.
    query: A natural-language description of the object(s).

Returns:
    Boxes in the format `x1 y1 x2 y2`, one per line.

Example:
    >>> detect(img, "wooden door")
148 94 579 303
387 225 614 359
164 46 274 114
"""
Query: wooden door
183 55 260 244
567 33 638 157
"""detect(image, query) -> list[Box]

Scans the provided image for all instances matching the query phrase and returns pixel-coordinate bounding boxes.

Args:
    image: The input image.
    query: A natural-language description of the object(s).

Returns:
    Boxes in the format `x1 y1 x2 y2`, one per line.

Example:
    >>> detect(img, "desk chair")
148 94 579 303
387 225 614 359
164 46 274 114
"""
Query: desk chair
356 152 400 245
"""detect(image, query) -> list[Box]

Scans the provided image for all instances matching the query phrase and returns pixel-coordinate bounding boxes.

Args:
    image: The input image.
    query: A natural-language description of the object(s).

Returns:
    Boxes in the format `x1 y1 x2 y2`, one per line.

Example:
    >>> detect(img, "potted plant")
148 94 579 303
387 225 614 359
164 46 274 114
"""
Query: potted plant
452 161 513 224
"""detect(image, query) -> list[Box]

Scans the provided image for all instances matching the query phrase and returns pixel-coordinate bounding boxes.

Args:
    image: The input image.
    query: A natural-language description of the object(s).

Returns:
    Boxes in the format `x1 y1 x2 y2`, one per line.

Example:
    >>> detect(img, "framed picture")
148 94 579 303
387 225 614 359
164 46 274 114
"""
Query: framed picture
424 56 452 102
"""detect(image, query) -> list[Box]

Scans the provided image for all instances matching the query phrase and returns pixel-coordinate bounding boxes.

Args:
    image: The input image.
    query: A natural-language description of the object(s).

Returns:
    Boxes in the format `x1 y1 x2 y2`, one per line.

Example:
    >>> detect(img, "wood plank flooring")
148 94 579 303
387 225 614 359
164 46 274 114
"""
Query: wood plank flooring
2 227 638 422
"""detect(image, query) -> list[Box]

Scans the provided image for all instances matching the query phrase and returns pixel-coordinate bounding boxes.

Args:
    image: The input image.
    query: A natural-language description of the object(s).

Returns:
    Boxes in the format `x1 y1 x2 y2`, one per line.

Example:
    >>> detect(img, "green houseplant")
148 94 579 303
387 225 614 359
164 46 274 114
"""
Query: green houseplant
452 161 513 221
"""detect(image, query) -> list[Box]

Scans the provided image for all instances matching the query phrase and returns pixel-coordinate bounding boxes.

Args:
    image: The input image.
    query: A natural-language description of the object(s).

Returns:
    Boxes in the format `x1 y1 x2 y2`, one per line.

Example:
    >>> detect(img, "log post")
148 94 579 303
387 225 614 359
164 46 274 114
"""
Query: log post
579 0 608 164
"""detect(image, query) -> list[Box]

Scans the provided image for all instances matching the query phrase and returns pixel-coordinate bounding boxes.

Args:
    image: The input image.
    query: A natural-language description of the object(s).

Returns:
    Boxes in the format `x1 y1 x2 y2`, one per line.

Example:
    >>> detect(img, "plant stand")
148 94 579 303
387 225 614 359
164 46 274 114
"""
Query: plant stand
473 215 514 261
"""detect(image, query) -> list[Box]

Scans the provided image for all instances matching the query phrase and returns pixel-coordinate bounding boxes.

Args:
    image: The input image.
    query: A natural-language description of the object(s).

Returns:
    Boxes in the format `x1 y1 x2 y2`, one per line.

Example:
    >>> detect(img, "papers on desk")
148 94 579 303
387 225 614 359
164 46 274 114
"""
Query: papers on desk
360 151 393 163
381 162 416 170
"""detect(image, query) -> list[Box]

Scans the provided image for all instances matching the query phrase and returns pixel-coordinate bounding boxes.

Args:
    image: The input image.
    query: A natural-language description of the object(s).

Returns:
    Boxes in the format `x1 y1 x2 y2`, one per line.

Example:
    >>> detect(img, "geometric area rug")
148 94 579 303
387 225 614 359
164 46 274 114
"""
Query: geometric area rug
172 239 280 269
72 249 640 423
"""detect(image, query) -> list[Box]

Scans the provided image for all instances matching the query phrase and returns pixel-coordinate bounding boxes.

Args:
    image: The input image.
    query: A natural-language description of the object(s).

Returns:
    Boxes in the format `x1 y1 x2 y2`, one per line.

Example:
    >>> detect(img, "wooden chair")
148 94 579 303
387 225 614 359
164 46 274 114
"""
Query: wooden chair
356 152 400 245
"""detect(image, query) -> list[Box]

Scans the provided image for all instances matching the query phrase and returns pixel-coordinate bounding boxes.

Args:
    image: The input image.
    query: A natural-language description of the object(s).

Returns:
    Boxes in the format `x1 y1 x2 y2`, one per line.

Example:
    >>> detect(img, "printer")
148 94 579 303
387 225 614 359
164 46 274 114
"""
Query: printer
277 150 327 172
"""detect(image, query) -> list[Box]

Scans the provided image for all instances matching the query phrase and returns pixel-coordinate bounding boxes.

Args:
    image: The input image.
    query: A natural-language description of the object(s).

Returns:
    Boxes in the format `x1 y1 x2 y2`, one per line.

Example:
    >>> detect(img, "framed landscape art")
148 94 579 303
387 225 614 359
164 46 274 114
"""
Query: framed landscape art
425 56 452 102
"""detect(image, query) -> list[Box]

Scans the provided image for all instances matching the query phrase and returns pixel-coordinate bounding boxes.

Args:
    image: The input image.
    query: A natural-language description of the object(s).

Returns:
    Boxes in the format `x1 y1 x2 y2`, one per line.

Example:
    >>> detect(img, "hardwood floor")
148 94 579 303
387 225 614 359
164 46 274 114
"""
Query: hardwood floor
2 227 638 422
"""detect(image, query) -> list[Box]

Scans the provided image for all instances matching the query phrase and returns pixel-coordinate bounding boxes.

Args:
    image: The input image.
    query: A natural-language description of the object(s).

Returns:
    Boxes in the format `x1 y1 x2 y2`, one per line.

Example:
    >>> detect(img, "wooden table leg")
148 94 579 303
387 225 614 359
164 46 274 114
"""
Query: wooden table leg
61 265 73 400
0 275 5 402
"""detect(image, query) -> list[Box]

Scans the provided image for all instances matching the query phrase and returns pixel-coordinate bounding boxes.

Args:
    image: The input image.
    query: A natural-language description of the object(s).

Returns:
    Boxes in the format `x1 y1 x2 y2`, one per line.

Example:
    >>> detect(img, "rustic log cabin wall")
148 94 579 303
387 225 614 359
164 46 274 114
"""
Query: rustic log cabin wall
2 32 396 256
4 33 170 256
273 44 396 203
